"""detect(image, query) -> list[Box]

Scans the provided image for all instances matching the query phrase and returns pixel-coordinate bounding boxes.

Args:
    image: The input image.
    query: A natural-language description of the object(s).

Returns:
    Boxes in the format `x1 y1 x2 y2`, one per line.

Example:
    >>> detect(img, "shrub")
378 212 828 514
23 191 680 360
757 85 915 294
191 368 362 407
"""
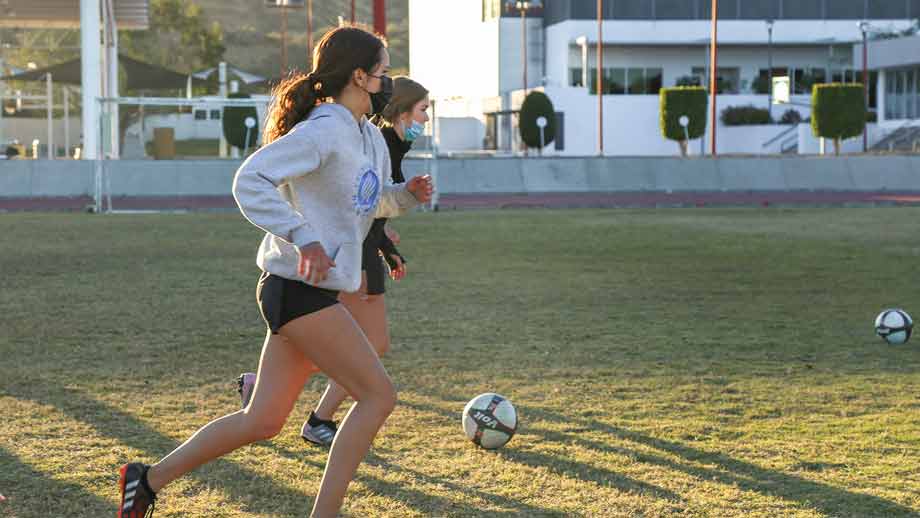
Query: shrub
811 83 866 155
519 91 556 150
659 86 707 156
721 105 773 126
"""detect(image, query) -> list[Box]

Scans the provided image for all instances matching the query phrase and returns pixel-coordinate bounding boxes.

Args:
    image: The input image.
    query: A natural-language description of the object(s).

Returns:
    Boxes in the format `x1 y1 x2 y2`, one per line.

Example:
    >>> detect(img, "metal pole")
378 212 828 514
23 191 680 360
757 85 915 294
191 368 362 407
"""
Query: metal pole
219 62 228 158
597 0 604 156
281 6 288 74
64 86 70 157
522 4 527 93
80 0 101 160
104 0 119 159
0 58 5 149
581 41 588 88
46 72 53 159
307 0 314 69
373 0 387 37
767 21 773 120
709 0 718 156
862 27 868 152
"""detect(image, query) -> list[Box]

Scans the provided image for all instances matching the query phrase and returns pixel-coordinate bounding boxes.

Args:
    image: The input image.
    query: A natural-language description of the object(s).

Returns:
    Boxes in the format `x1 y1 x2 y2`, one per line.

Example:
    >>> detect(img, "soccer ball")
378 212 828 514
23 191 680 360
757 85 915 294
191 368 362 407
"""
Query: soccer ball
462 393 517 449
875 309 913 345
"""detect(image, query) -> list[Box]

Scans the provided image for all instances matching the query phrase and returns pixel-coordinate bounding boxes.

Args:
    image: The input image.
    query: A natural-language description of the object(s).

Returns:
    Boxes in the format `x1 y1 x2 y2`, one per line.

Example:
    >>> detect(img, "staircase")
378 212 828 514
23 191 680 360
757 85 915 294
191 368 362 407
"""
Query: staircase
872 122 920 152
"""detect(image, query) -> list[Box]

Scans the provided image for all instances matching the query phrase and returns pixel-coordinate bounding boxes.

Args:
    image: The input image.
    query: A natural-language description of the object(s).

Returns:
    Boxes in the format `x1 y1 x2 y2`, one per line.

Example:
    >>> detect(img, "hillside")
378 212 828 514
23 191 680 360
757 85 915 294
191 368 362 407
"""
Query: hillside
194 0 409 79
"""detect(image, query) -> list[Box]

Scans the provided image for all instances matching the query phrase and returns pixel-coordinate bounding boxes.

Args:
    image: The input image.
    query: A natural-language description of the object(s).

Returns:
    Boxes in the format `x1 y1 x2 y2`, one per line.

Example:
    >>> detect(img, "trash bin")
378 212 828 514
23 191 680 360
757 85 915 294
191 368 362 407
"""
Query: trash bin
153 127 175 160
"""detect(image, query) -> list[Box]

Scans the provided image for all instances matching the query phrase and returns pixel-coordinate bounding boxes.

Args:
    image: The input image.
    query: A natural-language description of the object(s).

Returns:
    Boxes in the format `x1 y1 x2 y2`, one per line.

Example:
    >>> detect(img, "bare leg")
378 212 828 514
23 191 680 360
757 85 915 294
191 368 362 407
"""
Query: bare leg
146 331 315 492
278 304 396 518
314 276 390 421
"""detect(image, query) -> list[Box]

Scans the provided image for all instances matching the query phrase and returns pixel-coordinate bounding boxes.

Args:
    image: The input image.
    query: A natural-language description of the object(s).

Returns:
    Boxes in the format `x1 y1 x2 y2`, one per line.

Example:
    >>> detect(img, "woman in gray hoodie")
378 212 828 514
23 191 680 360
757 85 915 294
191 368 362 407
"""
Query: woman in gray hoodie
116 26 433 518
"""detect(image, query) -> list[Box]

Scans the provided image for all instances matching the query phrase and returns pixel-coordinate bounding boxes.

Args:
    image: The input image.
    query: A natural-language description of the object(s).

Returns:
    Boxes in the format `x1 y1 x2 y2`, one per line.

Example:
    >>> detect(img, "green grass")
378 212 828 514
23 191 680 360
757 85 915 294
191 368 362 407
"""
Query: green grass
1 208 919 517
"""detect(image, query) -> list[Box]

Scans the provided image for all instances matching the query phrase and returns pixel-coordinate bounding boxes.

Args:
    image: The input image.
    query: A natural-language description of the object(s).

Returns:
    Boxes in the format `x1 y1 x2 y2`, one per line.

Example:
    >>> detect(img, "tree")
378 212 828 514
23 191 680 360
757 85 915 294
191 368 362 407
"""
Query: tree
660 87 707 157
120 0 225 76
518 91 556 151
223 93 259 151
811 83 865 156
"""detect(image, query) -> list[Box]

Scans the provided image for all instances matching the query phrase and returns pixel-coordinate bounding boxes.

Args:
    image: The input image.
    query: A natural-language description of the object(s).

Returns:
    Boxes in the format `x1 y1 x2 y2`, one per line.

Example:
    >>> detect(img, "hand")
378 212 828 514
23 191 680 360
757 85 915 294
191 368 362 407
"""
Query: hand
387 253 406 281
407 174 434 204
384 224 401 245
298 242 335 284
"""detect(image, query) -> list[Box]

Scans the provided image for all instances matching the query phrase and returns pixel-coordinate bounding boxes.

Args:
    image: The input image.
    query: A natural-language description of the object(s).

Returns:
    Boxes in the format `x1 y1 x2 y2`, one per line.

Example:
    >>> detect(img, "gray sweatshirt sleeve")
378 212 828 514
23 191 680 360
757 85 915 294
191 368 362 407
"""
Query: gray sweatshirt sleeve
375 143 420 218
232 125 324 248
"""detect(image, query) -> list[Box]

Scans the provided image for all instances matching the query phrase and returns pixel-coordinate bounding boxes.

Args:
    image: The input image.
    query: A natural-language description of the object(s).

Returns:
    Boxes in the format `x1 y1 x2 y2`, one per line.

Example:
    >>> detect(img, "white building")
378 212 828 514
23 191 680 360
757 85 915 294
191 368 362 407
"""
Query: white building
409 0 918 156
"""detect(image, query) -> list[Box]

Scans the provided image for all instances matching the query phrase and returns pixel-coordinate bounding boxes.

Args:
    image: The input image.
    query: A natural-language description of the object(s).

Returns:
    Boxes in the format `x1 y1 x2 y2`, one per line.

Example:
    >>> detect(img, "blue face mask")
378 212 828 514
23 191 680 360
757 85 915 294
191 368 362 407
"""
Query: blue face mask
403 120 425 142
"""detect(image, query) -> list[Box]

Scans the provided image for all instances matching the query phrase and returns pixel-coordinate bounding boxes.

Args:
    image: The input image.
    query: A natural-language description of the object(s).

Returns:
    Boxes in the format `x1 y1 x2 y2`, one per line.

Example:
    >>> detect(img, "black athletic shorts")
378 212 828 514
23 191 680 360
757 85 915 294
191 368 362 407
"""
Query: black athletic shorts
362 238 387 296
256 271 340 334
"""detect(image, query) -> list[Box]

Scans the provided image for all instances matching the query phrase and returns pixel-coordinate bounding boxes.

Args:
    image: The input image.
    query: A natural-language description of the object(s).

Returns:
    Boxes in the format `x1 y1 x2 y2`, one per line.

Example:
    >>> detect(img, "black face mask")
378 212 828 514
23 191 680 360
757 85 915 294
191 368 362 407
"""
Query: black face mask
369 74 393 116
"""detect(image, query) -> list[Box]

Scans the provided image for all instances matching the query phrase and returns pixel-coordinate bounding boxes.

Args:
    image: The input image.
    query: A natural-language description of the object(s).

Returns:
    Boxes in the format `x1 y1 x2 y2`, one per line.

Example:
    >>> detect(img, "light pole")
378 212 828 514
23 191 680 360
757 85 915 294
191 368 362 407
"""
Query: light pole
709 0 719 156
766 19 774 120
514 1 530 93
307 0 313 70
859 20 870 152
597 0 604 156
575 36 588 88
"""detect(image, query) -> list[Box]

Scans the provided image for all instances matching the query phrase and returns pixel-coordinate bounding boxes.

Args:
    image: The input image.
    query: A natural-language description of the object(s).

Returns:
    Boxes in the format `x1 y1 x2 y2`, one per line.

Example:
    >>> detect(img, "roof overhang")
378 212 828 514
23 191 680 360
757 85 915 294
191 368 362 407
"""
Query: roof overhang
0 0 149 29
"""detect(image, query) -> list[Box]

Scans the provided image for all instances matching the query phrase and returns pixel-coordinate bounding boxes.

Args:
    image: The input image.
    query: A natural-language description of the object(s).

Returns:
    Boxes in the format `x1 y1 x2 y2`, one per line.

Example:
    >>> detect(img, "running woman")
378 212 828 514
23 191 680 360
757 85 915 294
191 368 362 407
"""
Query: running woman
116 26 433 518
238 77 431 448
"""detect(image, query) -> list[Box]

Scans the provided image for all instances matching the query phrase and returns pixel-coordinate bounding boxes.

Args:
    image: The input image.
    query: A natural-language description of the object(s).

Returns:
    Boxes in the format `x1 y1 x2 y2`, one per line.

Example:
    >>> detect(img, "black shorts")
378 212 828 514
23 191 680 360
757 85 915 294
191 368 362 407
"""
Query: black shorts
256 272 340 334
362 239 387 296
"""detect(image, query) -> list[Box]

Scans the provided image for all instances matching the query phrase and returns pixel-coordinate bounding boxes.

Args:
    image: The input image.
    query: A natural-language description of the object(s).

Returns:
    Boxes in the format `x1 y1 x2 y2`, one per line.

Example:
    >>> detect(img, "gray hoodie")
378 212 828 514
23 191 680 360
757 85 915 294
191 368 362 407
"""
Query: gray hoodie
232 102 420 292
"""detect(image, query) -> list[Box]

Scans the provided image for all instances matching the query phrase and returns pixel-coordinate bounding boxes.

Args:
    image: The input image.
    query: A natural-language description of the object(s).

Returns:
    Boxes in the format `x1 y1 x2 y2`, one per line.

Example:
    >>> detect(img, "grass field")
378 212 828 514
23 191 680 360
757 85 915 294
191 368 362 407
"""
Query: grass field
1 208 919 518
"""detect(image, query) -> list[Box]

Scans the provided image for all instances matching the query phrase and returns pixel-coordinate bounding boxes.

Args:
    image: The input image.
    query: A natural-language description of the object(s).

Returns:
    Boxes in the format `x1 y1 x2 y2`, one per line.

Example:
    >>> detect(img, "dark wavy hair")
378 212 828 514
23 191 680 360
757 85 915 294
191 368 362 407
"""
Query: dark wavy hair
263 25 386 144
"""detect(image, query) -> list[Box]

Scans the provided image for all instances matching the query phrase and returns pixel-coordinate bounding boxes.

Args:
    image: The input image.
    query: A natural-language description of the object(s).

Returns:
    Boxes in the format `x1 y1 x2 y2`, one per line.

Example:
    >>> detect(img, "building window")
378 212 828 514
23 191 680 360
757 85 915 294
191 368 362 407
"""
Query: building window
825 0 865 19
906 69 915 119
793 68 827 94
613 0 652 19
782 0 821 19
587 67 664 95
627 68 645 94
885 68 920 120
570 68 584 87
607 68 626 94
755 68 789 94
646 68 663 94
740 0 776 19
868 1 908 18
554 112 565 151
209 110 221 120
692 67 741 94
194 109 207 120
655 0 694 19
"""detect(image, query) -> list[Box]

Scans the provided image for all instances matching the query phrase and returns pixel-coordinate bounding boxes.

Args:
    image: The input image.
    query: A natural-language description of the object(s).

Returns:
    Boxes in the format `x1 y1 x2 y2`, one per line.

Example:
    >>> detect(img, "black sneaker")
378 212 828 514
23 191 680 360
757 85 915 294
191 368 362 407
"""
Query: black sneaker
300 412 338 447
117 462 156 518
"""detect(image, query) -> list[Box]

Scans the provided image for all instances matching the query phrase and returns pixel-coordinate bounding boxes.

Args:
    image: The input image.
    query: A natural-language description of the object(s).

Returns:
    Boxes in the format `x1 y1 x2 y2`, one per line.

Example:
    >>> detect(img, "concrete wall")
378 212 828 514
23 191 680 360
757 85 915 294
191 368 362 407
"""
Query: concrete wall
6 155 918 199
402 155 920 194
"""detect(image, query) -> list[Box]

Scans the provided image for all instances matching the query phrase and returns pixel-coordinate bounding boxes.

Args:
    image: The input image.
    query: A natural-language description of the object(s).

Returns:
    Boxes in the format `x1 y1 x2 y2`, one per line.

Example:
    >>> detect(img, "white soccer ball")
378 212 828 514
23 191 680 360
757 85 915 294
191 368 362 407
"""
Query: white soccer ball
462 393 517 449
875 309 913 345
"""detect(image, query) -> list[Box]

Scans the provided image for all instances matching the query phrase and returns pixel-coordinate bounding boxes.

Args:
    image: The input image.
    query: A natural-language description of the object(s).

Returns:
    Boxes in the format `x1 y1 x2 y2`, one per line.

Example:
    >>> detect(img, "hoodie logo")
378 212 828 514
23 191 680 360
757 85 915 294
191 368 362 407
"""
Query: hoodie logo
354 168 380 215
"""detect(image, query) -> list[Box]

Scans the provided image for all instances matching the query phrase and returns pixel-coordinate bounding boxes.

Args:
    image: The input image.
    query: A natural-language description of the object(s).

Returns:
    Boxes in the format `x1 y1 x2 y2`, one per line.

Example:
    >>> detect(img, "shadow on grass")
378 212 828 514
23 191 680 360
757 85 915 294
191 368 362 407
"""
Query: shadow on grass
0 445 113 517
404 389 918 517
398 399 682 504
2 379 318 516
266 441 565 517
